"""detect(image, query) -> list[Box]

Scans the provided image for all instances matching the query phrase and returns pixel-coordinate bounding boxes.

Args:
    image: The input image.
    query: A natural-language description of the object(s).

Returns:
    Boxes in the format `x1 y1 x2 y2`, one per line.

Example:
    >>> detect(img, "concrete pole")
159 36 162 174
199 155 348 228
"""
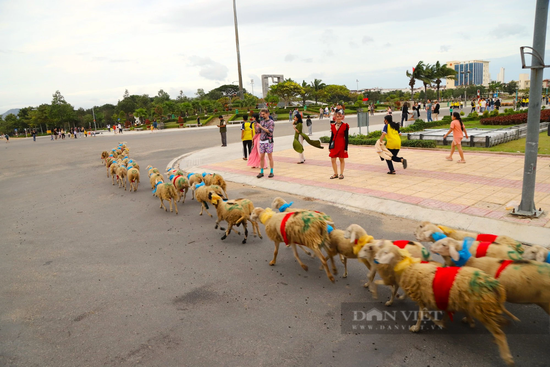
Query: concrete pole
232 0 244 100
515 0 549 216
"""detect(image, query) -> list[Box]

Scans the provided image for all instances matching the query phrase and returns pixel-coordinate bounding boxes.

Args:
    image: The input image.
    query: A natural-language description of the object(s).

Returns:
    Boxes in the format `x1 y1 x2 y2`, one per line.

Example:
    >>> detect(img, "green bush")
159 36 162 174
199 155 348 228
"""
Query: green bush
402 140 437 148
489 110 499 117
468 111 479 119
482 110 490 118
320 136 330 143
460 111 465 116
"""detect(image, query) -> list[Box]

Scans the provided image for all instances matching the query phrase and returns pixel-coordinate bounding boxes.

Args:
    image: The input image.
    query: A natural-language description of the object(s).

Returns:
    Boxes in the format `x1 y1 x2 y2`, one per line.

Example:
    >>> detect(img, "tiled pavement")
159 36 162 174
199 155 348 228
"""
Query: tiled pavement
172 131 550 245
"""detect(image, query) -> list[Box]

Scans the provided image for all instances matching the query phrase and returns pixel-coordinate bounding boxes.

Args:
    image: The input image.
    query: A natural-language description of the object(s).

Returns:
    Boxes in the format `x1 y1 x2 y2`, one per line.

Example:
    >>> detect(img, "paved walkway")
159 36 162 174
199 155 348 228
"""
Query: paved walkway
171 126 550 245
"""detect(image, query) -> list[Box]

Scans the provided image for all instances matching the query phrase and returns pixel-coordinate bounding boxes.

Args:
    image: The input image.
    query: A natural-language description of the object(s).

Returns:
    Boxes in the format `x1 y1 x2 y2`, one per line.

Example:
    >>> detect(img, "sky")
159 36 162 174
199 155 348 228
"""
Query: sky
1 0 549 113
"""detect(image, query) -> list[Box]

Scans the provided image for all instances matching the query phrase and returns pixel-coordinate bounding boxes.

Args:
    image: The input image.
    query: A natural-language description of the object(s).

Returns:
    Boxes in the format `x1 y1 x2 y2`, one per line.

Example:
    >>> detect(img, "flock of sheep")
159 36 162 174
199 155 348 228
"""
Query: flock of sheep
100 143 550 366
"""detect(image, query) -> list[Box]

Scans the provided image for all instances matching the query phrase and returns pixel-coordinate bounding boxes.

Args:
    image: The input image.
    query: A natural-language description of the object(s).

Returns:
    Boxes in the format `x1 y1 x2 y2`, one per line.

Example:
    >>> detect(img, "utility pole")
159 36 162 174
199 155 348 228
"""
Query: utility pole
513 0 549 217
250 79 254 95
232 0 244 100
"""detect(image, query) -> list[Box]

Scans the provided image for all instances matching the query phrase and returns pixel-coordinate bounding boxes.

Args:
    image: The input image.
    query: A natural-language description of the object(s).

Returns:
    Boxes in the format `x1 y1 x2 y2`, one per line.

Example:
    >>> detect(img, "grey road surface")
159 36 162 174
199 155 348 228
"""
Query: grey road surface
0 127 547 367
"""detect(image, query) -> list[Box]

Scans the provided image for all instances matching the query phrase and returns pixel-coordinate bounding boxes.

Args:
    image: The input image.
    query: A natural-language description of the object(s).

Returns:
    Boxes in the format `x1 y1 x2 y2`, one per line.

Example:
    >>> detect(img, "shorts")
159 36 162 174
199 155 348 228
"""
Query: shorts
259 142 274 154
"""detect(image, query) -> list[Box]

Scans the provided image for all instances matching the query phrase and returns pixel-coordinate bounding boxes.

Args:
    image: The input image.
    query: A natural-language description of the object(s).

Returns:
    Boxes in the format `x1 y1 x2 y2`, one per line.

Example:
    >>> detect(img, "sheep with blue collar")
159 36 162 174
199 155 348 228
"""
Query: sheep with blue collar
116 163 128 190
192 182 225 217
203 173 227 199
127 165 140 192
521 244 550 263
153 179 178 214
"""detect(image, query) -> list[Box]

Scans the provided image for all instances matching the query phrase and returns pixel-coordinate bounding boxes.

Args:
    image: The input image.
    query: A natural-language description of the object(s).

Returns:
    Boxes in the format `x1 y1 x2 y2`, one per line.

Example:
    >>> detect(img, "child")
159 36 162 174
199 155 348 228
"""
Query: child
444 112 469 163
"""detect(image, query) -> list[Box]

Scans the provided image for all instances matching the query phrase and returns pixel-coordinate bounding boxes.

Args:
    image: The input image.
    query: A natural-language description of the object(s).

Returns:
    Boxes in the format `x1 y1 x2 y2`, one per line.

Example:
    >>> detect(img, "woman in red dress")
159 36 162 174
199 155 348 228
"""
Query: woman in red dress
328 111 349 179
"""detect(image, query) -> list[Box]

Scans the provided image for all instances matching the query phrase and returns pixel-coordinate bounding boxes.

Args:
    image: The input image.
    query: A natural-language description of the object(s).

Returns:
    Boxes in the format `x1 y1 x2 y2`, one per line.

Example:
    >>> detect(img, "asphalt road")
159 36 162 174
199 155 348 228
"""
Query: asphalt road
0 126 548 367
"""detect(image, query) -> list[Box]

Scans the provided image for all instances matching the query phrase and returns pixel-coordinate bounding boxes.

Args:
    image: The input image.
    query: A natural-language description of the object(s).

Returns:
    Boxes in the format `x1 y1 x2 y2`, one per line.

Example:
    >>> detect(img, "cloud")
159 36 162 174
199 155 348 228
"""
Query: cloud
440 45 450 52
458 32 471 40
188 56 228 80
362 36 374 44
303 58 313 63
490 24 527 38
349 41 358 48
285 54 297 62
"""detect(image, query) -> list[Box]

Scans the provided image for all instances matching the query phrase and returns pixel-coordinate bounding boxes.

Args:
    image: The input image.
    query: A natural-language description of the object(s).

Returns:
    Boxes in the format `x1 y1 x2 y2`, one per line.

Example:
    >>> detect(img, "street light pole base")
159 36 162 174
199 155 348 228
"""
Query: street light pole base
510 206 544 218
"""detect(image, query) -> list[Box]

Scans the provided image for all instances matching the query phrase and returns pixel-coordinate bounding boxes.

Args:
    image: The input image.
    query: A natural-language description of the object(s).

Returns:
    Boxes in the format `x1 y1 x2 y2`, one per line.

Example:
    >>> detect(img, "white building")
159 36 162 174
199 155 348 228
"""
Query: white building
519 74 530 90
446 60 491 89
497 68 505 83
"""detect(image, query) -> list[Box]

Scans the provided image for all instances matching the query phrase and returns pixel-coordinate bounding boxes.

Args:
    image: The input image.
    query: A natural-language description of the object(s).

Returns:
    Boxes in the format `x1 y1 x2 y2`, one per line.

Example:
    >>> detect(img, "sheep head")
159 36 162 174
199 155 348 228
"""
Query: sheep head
271 197 286 210
357 240 385 260
522 245 549 262
343 224 368 244
210 193 221 205
414 221 443 242
250 207 264 223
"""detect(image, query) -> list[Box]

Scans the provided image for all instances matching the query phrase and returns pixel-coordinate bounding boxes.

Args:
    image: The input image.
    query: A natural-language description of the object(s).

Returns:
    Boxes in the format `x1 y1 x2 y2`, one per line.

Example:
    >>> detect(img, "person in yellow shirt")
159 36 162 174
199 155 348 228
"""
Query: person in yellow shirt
379 115 407 174
241 115 254 160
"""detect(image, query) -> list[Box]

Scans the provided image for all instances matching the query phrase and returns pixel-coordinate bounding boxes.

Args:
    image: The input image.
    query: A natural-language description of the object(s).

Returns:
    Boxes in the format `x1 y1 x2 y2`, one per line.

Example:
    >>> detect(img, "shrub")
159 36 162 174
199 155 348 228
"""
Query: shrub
480 109 550 125
460 111 465 116
402 140 437 148
482 110 490 118
320 136 330 143
468 111 479 118
489 110 499 117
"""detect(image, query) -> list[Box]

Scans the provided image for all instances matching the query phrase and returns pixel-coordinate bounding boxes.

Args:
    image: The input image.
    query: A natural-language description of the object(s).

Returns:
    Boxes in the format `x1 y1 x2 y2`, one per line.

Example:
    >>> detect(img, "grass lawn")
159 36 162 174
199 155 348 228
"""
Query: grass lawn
436 132 550 154
430 119 511 130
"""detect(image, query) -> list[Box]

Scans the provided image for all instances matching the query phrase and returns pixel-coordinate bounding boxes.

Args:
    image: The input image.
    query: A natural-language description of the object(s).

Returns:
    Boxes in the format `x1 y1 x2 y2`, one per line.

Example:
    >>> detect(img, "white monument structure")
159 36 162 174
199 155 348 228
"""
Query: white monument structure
261 74 284 98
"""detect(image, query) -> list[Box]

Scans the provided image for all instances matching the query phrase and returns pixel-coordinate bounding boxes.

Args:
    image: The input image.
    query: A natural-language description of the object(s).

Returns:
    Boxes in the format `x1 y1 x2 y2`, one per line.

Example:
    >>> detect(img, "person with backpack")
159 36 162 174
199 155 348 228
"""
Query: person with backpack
241 115 254 160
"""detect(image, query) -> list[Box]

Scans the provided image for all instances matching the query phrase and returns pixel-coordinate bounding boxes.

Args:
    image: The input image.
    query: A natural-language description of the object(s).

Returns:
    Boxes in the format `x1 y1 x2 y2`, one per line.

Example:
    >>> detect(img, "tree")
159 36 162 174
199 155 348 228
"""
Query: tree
154 89 170 104
29 104 51 130
269 80 303 107
322 85 351 104
299 80 313 107
163 101 176 118
176 90 188 102
49 90 75 127
310 79 326 104
195 89 206 100
406 61 425 101
419 63 435 103
432 61 457 100
504 81 519 95
134 108 148 124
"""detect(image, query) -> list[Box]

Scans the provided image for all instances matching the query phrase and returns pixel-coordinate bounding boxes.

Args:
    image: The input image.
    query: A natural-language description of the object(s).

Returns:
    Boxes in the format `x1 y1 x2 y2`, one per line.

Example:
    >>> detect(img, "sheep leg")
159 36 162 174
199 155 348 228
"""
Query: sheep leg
311 247 335 283
159 197 167 211
182 189 187 204
168 198 173 212
423 308 446 329
409 306 425 332
299 245 313 257
462 315 476 328
325 250 338 275
253 221 262 239
221 224 232 240
269 242 281 266
340 255 348 278
291 244 308 271
173 199 178 214
483 320 514 366
385 285 401 307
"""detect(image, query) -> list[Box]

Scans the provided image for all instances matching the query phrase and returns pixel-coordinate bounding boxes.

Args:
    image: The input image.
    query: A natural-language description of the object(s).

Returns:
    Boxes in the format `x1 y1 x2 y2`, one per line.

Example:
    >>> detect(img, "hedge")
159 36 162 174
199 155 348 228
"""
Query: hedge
320 135 436 148
480 109 550 125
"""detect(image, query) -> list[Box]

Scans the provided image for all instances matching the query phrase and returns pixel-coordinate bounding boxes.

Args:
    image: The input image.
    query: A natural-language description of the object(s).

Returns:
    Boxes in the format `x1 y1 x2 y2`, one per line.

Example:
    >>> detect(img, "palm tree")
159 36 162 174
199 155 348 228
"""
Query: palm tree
419 64 435 103
406 61 425 102
432 61 457 101
310 78 326 104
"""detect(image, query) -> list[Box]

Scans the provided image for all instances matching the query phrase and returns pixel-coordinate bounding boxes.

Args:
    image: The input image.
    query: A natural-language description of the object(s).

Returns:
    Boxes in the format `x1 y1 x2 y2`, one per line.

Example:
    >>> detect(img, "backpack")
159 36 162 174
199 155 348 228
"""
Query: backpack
306 119 312 126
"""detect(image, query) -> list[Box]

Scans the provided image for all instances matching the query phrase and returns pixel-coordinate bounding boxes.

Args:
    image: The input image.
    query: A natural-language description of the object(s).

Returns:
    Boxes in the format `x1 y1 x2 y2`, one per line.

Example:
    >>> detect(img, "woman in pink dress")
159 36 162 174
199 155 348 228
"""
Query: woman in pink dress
443 112 469 163
247 113 267 168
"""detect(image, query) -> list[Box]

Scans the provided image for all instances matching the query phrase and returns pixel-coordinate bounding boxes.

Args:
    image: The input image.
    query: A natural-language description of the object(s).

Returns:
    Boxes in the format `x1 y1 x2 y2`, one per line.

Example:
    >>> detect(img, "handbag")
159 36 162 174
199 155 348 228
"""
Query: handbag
329 140 335 149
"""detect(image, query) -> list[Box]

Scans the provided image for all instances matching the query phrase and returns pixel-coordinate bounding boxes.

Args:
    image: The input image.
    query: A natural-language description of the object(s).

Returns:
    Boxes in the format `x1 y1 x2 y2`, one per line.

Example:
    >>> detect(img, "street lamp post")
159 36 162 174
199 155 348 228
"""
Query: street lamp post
461 71 471 108
232 0 244 100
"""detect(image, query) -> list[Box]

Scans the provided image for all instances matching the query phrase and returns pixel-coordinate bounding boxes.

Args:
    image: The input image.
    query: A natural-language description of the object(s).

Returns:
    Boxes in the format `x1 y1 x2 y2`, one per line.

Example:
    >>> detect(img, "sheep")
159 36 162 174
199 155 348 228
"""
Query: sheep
153 180 178 214
116 164 128 190
101 151 109 164
251 207 335 283
271 197 328 216
328 224 370 278
192 183 226 217
415 221 525 255
224 198 262 239
109 161 120 185
209 193 248 244
149 172 165 192
521 244 550 262
187 173 203 196
105 157 114 177
127 165 140 192
146 165 160 176
374 245 517 366
203 173 228 199
168 174 190 203
431 237 550 315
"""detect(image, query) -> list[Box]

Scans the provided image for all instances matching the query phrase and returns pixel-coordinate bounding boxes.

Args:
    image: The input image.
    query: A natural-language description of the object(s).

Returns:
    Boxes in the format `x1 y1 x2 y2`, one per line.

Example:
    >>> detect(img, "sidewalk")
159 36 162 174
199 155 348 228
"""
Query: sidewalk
170 128 550 246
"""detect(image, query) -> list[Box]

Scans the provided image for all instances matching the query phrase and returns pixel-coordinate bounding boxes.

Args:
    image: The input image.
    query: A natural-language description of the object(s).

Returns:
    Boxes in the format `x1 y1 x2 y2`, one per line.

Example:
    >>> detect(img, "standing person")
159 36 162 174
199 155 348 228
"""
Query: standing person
118 122 123 134
289 110 293 122
495 98 501 111
196 116 201 126
400 102 410 127
107 124 111 132
293 114 306 164
319 107 324 119
241 115 253 160
369 103 374 115
257 109 275 178
329 107 335 122
426 99 433 122
444 112 469 163
328 111 349 179
306 115 313 136
4 132 9 143
50 129 54 140
433 100 440 121
217 115 227 147
379 115 407 175
470 99 475 114
386 105 393 115
113 124 117 134
247 114 267 169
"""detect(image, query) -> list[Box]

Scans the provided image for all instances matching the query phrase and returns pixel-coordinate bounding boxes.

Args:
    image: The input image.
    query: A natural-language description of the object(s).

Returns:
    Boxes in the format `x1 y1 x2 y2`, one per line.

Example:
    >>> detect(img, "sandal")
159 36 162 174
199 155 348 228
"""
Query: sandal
457 160 466 163
330 174 339 179
339 174 344 179
446 157 453 161
387 171 396 175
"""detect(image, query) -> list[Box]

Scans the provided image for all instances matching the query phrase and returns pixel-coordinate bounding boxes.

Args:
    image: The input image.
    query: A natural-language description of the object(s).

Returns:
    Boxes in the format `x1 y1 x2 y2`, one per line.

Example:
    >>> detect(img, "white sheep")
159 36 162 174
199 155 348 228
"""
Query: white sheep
192 183 225 217
153 180 178 214
251 207 336 283
209 193 248 244
203 173 228 199
414 221 525 255
375 245 518 366
224 198 262 239
522 244 550 263
431 238 550 315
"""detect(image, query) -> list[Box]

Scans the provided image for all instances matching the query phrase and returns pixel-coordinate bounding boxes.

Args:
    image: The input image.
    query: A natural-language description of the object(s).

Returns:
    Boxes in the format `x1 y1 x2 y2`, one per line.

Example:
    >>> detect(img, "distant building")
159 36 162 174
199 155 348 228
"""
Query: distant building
543 79 550 89
519 74 530 90
497 68 505 83
446 60 490 89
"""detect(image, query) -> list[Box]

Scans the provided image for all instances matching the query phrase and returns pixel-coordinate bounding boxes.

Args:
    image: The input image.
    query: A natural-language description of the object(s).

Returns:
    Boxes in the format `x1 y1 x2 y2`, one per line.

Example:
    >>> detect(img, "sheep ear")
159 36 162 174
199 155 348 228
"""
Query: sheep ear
208 192 212 200
377 251 394 265
536 249 546 263
449 244 460 261
350 230 357 244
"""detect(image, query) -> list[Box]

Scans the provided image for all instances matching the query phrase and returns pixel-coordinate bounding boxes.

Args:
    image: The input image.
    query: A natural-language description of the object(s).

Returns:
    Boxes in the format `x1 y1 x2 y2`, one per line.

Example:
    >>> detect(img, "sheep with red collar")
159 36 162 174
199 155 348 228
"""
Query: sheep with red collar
250 207 336 283
375 245 518 366
431 237 550 316
109 160 120 185
168 173 189 203
414 221 525 255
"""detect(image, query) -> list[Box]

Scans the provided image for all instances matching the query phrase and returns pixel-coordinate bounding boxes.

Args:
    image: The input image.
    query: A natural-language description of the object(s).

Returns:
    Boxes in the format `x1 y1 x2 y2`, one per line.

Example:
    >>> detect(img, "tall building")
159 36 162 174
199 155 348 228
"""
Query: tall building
519 73 530 90
445 60 490 89
497 68 505 83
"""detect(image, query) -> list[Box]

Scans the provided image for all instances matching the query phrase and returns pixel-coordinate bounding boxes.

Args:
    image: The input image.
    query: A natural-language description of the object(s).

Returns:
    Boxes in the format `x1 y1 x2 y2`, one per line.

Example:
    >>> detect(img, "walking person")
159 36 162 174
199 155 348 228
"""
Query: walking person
386 105 392 115
328 111 349 179
217 115 227 147
241 115 253 160
257 109 275 178
4 132 9 143
293 114 306 164
379 115 407 175
433 100 440 121
50 129 54 140
444 112 469 163
400 102 410 127
306 115 313 136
